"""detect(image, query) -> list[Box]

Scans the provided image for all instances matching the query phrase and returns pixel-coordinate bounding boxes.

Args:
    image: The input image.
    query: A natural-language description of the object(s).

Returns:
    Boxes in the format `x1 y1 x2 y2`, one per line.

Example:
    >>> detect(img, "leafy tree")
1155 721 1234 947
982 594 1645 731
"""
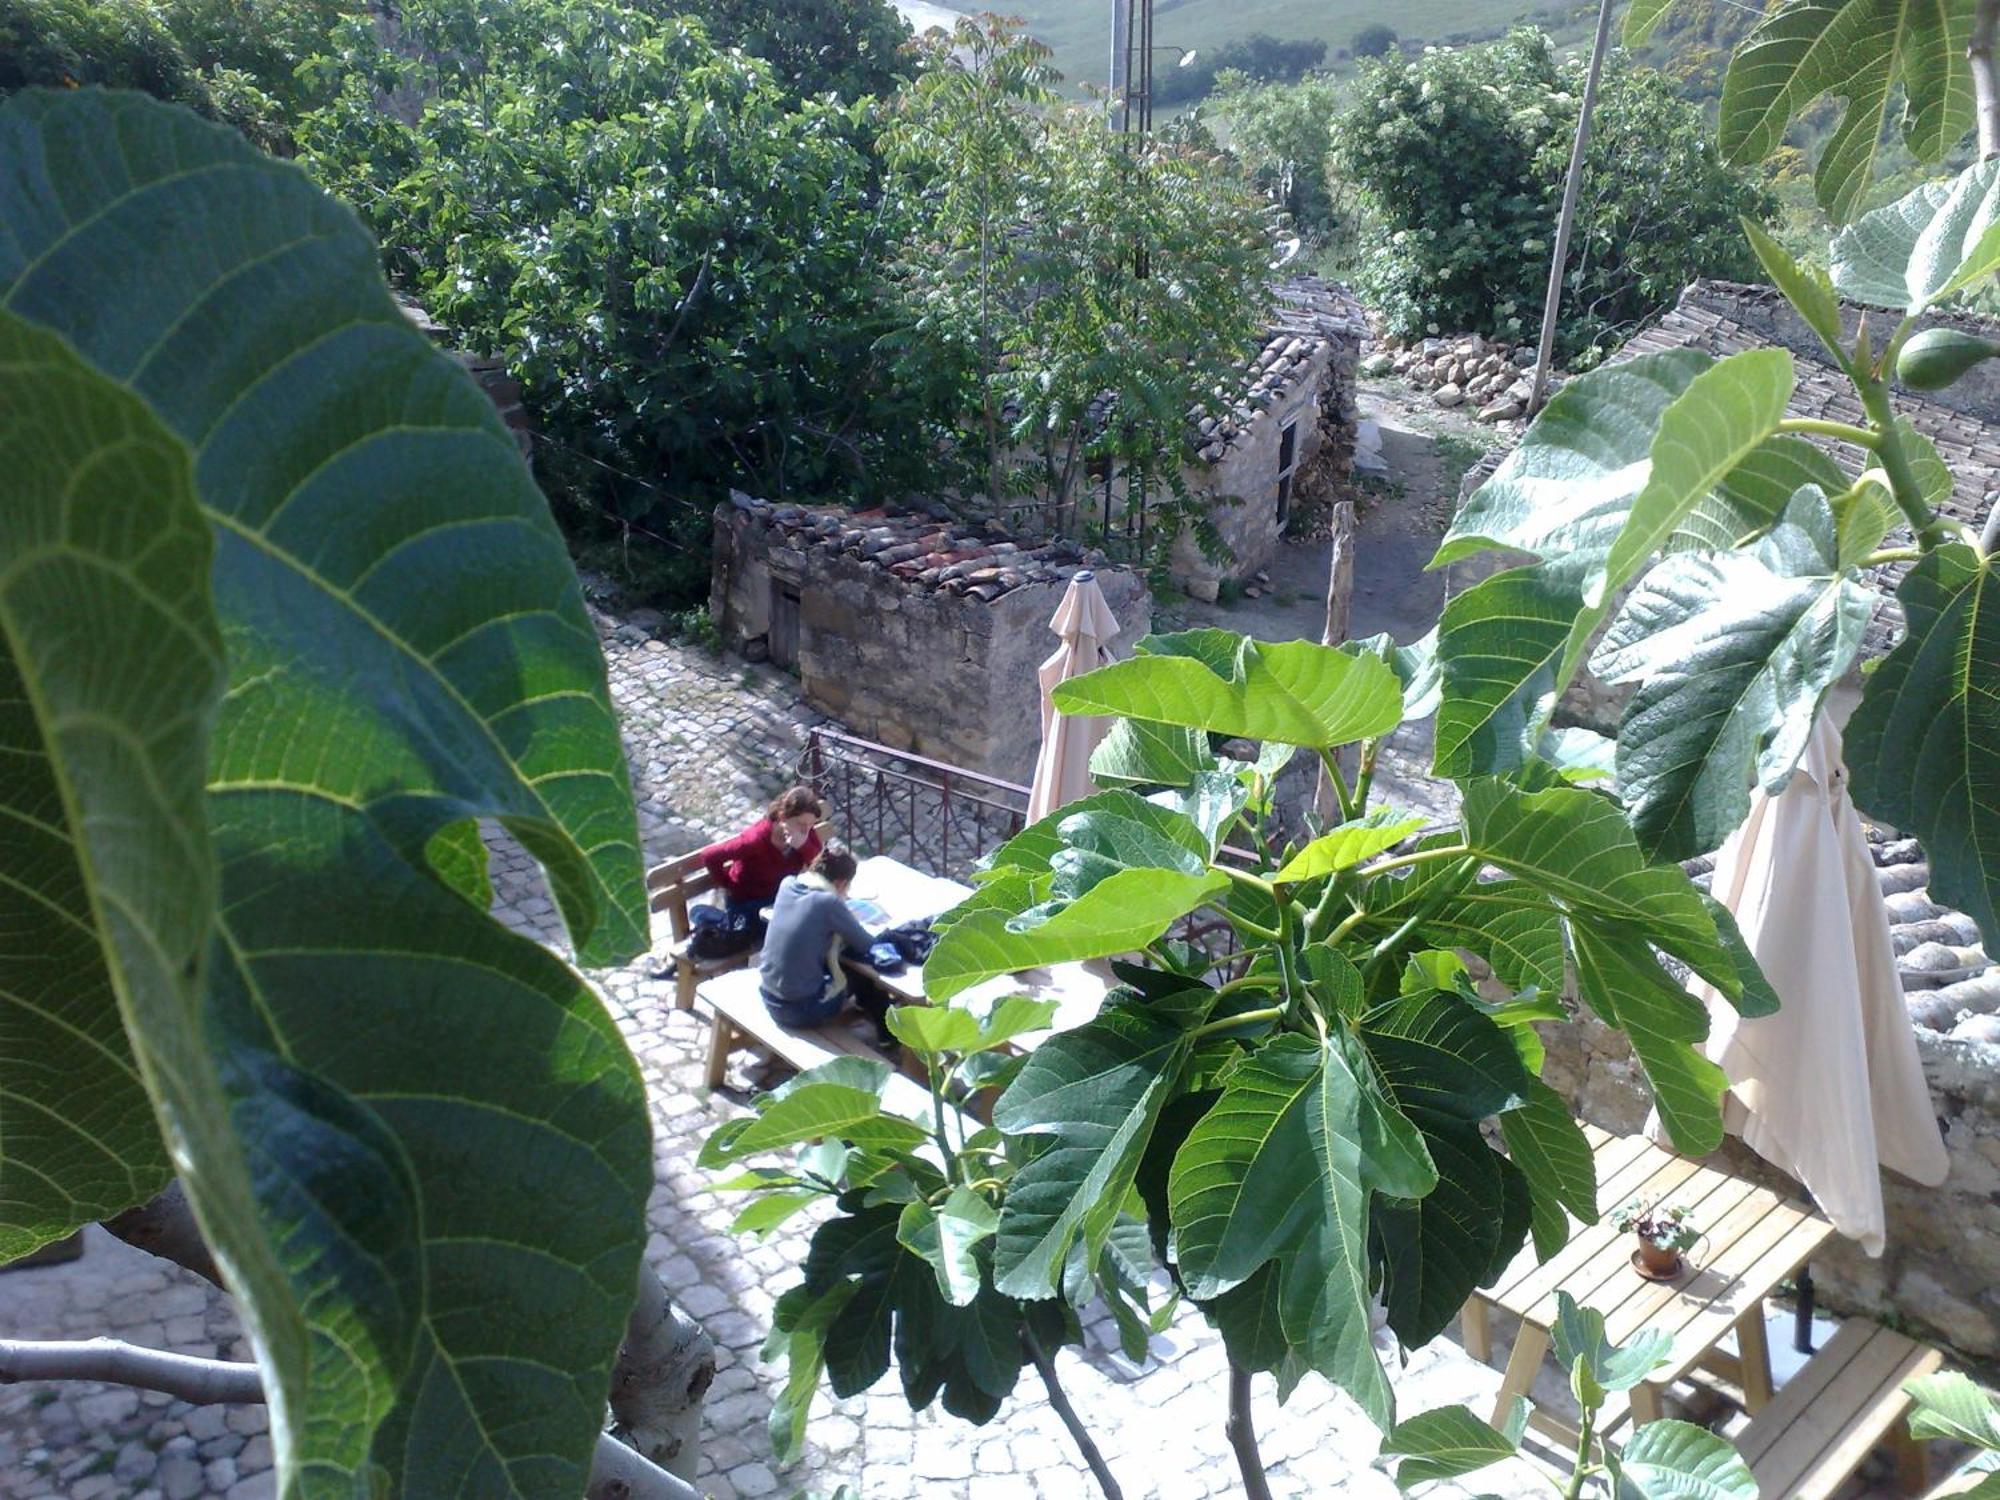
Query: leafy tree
885 15 1271 566
300 0 949 604
1339 29 1775 361
0 86 709 1498
691 0 914 100
1351 22 1398 59
0 0 338 147
715 622 1780 1490
1210 70 1349 243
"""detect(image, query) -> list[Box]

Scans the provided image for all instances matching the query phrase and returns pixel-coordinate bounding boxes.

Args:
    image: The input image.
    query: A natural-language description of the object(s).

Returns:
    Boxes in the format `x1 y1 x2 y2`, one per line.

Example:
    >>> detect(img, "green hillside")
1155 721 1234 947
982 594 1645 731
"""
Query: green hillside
1011 0 1600 93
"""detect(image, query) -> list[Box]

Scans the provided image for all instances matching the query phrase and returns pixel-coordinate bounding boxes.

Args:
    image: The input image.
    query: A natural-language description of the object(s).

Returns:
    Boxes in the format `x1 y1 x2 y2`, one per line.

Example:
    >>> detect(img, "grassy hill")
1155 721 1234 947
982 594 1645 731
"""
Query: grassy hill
1009 0 1600 93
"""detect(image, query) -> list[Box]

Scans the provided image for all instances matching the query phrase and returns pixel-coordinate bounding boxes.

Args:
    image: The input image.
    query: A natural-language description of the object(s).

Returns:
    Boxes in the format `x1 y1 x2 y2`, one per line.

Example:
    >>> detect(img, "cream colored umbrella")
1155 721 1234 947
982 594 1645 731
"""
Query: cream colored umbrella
1026 570 1121 823
1672 710 1948 1255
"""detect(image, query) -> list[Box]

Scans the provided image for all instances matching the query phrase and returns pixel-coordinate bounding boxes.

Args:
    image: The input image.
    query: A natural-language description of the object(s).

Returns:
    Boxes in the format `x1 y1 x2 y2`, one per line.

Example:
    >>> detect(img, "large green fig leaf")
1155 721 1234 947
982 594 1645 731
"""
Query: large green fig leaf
1831 157 2000 311
923 866 1228 1000
1168 1033 1392 1427
1569 922 1730 1155
1360 989 1531 1121
977 788 1205 878
1370 1114 1511 1346
1053 633 1402 748
1601 350 1795 594
1902 1371 2000 1447
1719 0 1972 223
1434 350 1710 576
1460 780 1734 986
1432 560 1586 778
1623 0 1679 44
0 314 233 1260
1610 1418 1760 1498
1498 1079 1599 1259
1432 349 1794 779
1089 718 1216 788
1665 436 1851 558
0 90 652 1496
1593 489 1874 861
990 1002 1198 1297
1846 543 2000 951
1381 1399 1527 1487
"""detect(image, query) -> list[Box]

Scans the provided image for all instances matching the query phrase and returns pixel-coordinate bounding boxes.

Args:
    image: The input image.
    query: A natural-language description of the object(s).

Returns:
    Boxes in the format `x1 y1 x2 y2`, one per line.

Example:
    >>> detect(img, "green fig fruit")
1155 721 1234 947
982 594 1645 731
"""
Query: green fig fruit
1896 326 2000 390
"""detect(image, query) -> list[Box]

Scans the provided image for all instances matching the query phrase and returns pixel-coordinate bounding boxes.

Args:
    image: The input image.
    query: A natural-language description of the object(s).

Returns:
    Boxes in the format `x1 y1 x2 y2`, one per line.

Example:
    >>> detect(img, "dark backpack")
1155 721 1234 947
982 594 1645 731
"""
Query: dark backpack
688 903 758 960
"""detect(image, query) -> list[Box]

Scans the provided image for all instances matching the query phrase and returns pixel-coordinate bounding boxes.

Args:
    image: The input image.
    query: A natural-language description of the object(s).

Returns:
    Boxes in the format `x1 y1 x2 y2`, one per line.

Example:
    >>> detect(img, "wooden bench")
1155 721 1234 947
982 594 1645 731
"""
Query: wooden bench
699 968 938 1121
646 847 741 1011
1733 1319 1943 1500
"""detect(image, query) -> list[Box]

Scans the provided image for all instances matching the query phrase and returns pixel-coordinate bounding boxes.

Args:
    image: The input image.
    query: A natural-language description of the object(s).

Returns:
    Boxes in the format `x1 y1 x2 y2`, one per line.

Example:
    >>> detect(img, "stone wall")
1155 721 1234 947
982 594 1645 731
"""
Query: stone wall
1171 276 1366 599
1541 1015 2000 1362
710 496 1150 781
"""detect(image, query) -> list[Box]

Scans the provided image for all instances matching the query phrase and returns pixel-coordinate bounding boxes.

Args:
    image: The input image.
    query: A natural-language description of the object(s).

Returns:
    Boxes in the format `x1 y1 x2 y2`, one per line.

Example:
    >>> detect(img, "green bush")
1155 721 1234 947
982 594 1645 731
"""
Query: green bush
1339 28 1775 361
1351 22 1397 59
300 0 954 604
0 0 346 148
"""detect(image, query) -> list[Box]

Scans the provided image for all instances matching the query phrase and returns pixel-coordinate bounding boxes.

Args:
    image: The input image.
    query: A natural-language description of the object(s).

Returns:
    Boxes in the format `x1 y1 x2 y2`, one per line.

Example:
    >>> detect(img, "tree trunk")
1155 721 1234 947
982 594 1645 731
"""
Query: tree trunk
1529 0 1616 413
1225 1360 1274 1500
1021 1329 1124 1500
1973 0 2000 162
608 1266 716 1481
1313 497 1358 822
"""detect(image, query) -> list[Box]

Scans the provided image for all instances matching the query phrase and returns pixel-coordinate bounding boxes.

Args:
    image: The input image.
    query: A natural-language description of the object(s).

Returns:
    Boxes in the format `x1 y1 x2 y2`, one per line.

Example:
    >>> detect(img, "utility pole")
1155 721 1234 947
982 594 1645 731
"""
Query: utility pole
1529 0 1615 413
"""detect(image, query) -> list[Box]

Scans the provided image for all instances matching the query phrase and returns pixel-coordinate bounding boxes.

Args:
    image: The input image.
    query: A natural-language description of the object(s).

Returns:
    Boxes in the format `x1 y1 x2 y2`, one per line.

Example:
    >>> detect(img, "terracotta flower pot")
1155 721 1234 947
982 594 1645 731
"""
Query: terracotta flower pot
1636 1239 1684 1278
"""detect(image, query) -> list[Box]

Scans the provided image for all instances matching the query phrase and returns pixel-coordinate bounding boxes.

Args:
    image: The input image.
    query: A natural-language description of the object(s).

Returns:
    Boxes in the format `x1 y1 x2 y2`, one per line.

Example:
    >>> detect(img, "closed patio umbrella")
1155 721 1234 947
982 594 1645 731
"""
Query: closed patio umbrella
1026 570 1120 824
1672 711 1948 1255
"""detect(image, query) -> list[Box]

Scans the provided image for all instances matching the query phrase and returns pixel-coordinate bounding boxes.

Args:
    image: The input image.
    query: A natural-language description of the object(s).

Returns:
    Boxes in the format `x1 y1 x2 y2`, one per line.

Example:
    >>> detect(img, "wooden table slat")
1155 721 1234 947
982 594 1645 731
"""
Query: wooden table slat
1643 1212 1833 1387
1498 1151 1702 1313
1524 1160 1760 1326
1593 1179 1778 1338
1487 1136 1678 1300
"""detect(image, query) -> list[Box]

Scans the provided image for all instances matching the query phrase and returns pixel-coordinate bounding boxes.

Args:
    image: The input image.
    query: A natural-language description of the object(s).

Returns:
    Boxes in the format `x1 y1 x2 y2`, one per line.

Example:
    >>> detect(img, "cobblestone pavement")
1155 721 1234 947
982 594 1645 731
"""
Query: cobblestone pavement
0 625 1898 1499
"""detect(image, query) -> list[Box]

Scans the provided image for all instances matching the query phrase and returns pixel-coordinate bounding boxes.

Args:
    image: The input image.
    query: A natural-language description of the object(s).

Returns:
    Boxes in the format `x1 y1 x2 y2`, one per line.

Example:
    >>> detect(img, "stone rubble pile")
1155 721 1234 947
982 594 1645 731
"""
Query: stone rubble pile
1685 833 1997 1046
1360 331 1551 424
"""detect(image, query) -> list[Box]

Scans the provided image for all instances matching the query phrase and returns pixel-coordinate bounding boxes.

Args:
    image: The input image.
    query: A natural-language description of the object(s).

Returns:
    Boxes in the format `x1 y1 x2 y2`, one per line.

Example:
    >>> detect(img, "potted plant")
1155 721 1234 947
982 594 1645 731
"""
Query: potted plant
1615 1199 1698 1279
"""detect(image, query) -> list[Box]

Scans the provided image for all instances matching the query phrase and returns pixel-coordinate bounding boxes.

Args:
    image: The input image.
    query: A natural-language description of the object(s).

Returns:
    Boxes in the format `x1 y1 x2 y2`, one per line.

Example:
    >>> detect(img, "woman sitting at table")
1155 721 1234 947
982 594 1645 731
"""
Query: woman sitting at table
700 785 825 920
758 842 886 1032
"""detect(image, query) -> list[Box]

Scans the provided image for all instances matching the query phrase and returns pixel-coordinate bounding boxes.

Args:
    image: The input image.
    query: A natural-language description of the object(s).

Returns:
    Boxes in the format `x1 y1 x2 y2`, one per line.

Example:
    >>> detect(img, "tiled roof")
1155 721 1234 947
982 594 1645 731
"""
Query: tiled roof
1191 275 1368 463
721 492 1115 602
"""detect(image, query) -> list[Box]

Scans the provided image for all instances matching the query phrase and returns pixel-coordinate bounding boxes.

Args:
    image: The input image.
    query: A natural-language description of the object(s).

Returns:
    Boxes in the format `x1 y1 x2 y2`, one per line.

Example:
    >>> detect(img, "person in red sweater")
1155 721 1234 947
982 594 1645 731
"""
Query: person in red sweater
700 785 826 916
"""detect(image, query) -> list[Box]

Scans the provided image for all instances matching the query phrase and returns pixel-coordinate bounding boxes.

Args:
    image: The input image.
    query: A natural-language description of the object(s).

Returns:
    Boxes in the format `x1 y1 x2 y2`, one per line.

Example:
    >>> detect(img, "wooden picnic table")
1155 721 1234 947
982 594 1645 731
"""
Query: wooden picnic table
1464 1123 1834 1444
841 854 1115 1043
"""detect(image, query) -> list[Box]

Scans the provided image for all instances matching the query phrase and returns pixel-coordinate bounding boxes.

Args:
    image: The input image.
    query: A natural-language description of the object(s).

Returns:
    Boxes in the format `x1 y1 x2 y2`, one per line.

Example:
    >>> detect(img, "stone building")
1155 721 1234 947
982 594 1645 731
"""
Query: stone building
1010 276 1367 600
709 494 1151 781
1451 279 2000 1360
1170 275 1368 598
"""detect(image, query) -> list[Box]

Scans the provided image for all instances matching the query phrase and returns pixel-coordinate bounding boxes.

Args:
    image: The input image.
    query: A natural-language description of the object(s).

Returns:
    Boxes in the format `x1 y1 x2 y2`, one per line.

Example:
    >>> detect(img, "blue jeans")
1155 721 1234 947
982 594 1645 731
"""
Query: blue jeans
762 983 844 1029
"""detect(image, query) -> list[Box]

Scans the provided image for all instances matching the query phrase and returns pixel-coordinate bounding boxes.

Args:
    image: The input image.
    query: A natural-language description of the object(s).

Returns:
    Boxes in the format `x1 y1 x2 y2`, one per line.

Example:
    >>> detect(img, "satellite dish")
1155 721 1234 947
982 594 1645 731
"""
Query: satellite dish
1270 236 1302 269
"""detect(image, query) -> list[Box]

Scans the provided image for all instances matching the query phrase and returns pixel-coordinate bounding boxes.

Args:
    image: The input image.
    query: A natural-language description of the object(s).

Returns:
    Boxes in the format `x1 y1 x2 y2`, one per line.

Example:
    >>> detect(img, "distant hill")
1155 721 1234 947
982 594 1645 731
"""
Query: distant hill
1010 0 1598 93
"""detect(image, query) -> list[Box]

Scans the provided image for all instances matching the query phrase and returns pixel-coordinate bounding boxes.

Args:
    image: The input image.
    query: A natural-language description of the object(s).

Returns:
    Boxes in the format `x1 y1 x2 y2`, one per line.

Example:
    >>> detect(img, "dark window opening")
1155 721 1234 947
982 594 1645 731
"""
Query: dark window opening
1275 419 1300 529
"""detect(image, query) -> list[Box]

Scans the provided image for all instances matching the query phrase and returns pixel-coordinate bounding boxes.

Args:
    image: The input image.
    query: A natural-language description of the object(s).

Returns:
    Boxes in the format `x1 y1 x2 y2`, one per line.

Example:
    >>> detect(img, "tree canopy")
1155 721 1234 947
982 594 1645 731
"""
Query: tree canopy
1340 28 1775 362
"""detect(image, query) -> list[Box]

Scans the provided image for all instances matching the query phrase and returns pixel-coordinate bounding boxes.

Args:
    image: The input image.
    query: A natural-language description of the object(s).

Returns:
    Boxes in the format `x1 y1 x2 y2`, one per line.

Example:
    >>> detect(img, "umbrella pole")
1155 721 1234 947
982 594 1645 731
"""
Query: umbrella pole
1794 1265 1816 1354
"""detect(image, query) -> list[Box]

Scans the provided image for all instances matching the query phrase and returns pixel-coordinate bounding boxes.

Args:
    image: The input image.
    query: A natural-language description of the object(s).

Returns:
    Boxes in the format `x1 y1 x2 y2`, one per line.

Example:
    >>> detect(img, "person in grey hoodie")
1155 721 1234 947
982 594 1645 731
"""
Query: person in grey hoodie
758 841 880 1028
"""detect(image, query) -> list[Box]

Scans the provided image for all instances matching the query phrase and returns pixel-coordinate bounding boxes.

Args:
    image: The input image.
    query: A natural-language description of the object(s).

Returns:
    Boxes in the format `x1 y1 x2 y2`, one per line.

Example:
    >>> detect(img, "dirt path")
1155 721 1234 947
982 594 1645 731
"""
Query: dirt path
1157 375 1504 821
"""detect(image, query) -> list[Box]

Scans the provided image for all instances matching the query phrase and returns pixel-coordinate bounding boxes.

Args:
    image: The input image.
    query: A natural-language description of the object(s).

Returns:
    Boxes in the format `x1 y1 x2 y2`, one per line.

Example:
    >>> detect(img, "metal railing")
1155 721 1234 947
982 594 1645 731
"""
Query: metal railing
801 727 1030 883
799 725 1245 973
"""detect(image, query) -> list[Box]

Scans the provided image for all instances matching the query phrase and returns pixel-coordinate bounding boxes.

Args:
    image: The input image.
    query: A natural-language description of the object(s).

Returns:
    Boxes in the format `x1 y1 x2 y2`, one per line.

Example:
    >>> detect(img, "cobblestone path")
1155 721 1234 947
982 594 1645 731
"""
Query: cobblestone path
0 624 1888 1499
